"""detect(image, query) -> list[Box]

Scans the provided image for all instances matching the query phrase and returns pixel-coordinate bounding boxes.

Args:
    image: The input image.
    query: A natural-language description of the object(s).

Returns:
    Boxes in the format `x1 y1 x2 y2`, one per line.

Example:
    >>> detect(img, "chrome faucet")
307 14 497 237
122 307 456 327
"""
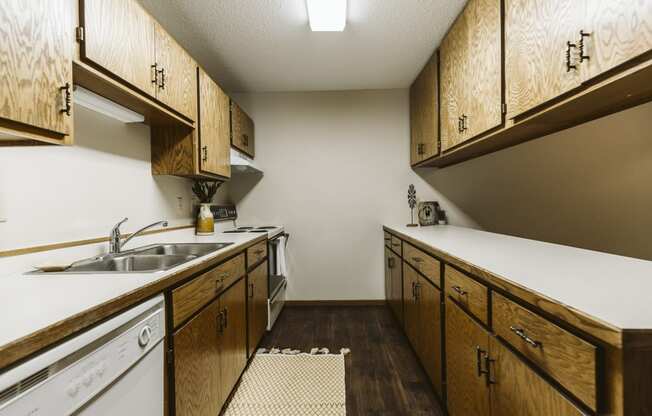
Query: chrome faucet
109 218 169 254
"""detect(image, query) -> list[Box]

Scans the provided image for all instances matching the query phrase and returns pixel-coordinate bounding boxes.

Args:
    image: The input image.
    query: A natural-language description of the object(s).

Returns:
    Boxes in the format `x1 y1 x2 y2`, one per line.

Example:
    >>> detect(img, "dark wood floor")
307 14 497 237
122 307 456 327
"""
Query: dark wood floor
261 305 445 416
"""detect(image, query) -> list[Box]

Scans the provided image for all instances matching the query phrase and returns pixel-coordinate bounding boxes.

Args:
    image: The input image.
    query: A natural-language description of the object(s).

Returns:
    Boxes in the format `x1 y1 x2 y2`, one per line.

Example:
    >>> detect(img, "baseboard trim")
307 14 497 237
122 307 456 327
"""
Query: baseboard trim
285 300 386 307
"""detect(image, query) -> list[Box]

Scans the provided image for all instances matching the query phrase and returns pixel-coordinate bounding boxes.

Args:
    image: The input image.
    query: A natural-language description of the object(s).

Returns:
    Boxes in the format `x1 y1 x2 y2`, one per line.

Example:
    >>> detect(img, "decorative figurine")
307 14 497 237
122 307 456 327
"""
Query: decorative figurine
407 184 418 227
192 180 222 235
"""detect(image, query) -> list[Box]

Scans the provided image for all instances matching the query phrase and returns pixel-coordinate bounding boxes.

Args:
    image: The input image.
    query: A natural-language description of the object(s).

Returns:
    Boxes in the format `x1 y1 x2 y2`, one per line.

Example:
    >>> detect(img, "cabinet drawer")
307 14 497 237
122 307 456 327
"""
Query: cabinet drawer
404 243 441 287
390 235 402 255
383 232 392 248
172 253 245 328
445 266 488 325
247 240 267 269
492 292 597 410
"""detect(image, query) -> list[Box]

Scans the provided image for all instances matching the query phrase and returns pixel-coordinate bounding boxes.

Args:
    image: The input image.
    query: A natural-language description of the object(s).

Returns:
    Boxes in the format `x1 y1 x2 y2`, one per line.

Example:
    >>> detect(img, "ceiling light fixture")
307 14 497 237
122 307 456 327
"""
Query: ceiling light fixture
73 85 145 123
306 0 347 32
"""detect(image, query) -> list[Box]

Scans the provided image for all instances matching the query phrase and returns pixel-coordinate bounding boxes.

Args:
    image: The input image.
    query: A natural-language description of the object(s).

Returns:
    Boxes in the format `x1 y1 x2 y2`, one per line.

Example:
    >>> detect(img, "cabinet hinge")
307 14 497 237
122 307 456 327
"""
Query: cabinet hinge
166 349 174 364
76 27 85 42
501 103 507 115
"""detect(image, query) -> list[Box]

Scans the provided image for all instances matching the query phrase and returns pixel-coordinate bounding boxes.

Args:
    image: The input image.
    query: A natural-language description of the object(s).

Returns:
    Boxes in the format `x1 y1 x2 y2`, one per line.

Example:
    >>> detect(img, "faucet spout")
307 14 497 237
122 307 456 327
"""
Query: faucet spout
109 219 168 254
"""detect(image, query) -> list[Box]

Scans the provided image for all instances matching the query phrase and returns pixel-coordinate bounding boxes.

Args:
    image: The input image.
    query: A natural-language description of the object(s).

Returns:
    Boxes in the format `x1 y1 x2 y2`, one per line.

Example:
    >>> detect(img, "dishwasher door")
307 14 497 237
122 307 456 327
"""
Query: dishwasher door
0 295 165 416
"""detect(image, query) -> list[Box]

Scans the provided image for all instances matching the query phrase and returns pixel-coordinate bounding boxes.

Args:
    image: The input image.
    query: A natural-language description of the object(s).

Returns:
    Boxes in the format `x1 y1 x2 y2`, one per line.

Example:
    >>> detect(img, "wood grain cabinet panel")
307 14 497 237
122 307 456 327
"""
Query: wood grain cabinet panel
410 51 439 164
489 336 585 416
172 254 245 328
583 0 652 80
403 262 420 348
384 248 392 304
440 8 469 151
0 0 74 138
231 101 255 157
465 0 502 139
154 22 197 120
445 266 488 325
389 250 403 324
492 292 597 410
384 232 392 248
174 296 223 416
390 235 402 256
417 279 442 396
81 0 157 98
404 243 441 287
247 261 268 357
505 0 585 119
218 278 248 398
198 68 231 178
445 298 491 416
247 241 267 269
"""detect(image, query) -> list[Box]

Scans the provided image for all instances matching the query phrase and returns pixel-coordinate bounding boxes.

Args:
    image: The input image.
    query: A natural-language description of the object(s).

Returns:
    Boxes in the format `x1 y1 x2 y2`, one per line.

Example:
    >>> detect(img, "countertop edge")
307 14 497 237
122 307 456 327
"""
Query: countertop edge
0 234 267 371
383 225 634 349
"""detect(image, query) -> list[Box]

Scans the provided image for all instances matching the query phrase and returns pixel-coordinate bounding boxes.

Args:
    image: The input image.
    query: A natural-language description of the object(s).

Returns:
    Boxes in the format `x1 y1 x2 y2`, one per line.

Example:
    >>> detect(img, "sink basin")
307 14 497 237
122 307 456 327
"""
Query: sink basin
65 254 197 273
29 242 234 275
134 243 233 257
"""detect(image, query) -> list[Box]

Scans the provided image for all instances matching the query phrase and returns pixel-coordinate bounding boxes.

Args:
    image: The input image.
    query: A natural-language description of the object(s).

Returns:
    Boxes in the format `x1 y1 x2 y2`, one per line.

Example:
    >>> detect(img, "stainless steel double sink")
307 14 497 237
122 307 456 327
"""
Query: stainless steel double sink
37 243 233 274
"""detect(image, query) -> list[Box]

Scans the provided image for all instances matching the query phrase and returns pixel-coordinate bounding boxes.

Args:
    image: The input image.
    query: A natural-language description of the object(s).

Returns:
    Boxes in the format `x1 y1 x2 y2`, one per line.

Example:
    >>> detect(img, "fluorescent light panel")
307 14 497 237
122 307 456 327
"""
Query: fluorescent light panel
73 85 145 123
306 0 347 32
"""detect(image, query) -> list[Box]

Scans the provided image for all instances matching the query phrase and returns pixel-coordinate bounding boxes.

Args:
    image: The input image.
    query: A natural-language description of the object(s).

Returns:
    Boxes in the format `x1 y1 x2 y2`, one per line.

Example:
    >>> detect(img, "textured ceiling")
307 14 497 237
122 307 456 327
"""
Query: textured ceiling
139 0 466 93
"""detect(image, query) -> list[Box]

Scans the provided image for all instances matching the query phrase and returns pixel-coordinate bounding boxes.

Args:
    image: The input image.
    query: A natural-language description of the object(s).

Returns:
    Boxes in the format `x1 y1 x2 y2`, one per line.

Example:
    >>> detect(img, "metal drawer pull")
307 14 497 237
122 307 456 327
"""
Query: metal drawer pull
414 283 421 301
387 257 395 269
254 249 264 255
566 41 578 72
452 285 467 296
59 83 71 116
392 241 400 246
248 283 254 298
509 326 542 348
578 30 591 62
476 346 489 377
484 355 496 386
202 146 208 162
411 257 423 264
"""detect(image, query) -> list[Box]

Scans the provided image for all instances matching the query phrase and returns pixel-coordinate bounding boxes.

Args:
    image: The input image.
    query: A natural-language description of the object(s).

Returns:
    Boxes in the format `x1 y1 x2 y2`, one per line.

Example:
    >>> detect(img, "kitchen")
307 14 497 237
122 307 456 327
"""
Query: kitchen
0 0 651 415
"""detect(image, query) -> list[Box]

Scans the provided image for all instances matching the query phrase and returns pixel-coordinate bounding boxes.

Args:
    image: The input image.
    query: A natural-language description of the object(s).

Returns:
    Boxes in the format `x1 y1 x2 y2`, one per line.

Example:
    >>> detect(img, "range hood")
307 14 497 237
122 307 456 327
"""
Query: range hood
230 148 263 175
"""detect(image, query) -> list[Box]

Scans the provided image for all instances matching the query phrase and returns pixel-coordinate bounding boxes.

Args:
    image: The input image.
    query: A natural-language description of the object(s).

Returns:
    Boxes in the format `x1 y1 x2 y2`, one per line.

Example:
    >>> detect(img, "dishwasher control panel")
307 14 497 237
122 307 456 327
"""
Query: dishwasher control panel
0 297 165 416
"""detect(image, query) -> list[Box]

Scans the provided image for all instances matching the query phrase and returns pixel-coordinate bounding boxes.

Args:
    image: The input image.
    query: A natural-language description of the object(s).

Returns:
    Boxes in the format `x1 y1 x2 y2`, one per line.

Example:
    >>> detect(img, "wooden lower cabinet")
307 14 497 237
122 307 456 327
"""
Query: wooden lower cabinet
445 298 584 416
403 262 443 396
384 248 402 324
247 261 268 357
173 277 247 416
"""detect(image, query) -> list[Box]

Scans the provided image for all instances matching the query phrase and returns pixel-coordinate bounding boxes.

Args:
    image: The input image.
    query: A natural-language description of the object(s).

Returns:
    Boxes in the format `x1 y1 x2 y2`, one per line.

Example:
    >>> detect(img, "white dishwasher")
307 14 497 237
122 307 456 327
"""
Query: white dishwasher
0 294 165 416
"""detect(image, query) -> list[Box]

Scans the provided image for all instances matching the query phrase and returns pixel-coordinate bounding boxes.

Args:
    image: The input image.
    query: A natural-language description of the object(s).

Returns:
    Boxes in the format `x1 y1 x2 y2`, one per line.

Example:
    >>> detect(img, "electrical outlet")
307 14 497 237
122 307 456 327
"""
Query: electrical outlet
0 218 7 223
176 196 184 214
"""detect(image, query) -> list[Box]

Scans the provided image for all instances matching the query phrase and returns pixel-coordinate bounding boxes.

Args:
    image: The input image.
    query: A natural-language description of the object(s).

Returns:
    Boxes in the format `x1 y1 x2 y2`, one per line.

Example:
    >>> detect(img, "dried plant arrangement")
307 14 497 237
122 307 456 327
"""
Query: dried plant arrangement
192 180 222 204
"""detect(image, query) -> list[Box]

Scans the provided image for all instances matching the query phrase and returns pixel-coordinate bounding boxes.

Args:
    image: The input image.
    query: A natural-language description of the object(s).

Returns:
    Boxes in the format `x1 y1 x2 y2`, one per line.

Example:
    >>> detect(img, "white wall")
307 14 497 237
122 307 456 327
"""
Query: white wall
230 90 476 301
0 105 203 251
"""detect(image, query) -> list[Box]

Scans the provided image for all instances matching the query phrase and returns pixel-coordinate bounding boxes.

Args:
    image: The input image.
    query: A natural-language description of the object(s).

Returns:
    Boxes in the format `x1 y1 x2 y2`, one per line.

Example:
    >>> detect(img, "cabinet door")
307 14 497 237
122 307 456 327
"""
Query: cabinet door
198 68 231 178
154 22 197 120
465 0 502 139
584 0 652 80
231 101 255 157
402 263 420 349
174 297 223 416
218 278 248 397
409 52 439 164
247 261 268 357
417 278 442 397
505 0 585 119
384 248 392 302
489 337 585 416
81 0 156 97
389 251 403 325
440 10 469 151
445 298 490 416
0 0 73 135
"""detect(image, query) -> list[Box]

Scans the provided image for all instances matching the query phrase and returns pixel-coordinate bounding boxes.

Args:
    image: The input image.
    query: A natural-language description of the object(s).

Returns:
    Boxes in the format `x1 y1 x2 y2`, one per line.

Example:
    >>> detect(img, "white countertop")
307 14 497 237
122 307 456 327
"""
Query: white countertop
0 228 264 354
385 225 652 331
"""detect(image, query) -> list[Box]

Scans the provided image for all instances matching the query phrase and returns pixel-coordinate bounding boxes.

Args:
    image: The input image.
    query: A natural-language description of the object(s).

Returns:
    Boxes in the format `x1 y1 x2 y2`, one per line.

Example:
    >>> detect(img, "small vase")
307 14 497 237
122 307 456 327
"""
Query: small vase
196 203 214 235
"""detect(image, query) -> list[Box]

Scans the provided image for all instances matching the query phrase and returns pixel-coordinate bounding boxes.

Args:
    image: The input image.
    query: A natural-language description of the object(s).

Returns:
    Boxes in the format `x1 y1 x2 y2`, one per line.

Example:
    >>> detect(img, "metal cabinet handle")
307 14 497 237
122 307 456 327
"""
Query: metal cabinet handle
391 241 400 247
509 325 542 348
222 307 228 329
202 146 208 162
387 257 395 269
242 134 249 147
476 346 489 377
216 311 224 333
254 249 264 255
417 143 425 155
411 256 424 264
566 41 578 72
452 285 467 296
461 114 468 132
384 237 391 241
578 30 591 63
414 282 421 301
151 63 158 85
458 116 463 133
59 83 71 116
248 282 254 298
157 67 166 90
484 354 496 386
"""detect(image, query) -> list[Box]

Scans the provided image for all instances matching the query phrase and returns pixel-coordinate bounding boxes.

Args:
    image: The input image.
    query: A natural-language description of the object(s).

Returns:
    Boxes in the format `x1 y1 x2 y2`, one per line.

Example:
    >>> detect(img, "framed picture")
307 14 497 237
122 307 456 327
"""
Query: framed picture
418 201 438 226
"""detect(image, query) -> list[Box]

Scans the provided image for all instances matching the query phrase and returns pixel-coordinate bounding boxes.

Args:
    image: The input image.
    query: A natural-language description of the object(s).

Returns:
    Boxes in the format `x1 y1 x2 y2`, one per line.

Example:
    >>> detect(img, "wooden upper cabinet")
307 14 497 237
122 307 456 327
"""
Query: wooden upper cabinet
445 298 491 416
198 68 231 178
440 9 469 151
218 278 248 398
410 51 439 165
583 0 652 80
489 336 585 416
417 279 442 396
505 0 585 119
231 101 255 158
174 296 223 416
465 0 502 139
0 0 74 141
81 0 157 97
154 22 197 120
247 261 268 357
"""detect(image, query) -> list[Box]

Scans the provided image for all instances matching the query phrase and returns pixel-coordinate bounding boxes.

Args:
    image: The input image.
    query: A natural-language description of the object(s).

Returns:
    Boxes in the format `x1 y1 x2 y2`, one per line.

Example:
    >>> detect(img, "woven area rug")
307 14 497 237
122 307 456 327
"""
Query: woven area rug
224 348 349 416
